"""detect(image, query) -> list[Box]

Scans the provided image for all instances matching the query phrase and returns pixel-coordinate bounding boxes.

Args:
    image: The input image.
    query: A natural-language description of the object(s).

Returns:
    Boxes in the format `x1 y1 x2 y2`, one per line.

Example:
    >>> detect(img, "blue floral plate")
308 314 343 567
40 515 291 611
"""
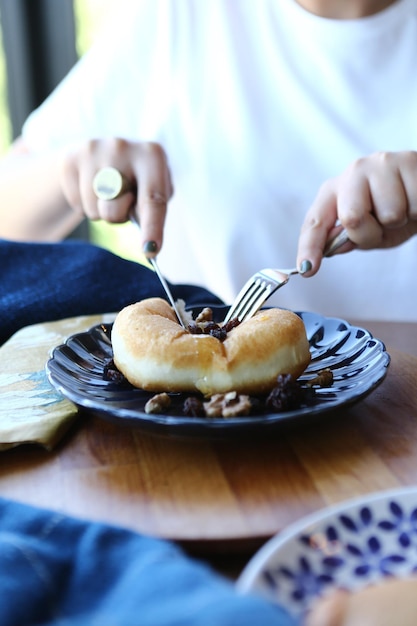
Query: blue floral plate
237 486 417 620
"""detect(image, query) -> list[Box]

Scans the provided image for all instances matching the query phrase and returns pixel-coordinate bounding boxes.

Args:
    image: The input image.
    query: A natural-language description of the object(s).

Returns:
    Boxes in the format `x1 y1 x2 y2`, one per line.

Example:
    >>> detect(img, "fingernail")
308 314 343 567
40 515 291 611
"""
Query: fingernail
299 259 312 274
143 240 158 255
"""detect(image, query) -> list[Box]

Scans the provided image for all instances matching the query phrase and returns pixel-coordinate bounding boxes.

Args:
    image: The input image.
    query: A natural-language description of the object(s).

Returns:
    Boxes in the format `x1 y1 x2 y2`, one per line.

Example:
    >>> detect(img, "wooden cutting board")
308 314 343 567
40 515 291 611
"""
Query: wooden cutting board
0 343 416 554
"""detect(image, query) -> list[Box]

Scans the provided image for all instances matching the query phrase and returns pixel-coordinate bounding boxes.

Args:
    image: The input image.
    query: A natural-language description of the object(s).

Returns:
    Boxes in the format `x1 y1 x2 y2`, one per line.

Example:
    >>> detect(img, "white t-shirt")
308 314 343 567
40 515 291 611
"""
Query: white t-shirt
22 0 417 321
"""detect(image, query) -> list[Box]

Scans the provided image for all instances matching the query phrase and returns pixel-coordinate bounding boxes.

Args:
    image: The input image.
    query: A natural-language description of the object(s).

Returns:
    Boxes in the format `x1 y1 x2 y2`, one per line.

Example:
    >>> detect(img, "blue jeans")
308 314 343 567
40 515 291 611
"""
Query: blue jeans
0 498 296 626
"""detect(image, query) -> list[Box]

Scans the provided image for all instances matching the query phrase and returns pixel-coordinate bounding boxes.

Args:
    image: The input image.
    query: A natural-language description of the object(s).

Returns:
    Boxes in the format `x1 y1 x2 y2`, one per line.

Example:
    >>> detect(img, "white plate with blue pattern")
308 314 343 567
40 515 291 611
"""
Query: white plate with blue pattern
237 486 417 620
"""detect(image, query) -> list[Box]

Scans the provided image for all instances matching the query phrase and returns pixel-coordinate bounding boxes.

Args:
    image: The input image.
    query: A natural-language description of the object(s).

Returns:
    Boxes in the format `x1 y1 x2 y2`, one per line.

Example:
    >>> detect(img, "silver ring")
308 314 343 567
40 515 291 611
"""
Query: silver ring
93 166 134 200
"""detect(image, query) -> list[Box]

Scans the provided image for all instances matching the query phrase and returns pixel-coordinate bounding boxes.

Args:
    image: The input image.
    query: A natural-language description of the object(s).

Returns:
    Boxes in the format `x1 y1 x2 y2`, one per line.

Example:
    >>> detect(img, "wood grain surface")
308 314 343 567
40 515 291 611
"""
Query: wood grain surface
350 319 417 359
1 339 417 558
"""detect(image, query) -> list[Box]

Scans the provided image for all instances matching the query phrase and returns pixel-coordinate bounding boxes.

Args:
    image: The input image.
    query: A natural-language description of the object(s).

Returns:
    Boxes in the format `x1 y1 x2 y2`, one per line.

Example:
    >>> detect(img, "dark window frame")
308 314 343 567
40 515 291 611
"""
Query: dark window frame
0 0 88 238
0 0 78 139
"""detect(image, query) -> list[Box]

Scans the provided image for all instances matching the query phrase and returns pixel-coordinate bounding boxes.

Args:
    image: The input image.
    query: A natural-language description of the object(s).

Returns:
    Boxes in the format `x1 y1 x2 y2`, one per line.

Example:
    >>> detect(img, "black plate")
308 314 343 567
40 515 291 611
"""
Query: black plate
46 306 390 438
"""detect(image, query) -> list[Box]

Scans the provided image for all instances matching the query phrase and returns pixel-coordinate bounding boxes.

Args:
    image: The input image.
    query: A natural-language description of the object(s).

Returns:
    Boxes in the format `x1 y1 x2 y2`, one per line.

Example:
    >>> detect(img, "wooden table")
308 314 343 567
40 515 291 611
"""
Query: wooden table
350 319 417 359
1 321 417 577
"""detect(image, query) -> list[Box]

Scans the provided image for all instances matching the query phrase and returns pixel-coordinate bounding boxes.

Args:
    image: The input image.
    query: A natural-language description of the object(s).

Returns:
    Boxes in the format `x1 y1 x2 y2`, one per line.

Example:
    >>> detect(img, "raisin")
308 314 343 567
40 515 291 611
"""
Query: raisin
223 317 241 333
183 396 205 417
202 321 227 341
188 322 203 335
187 308 236 342
266 374 304 411
103 359 126 384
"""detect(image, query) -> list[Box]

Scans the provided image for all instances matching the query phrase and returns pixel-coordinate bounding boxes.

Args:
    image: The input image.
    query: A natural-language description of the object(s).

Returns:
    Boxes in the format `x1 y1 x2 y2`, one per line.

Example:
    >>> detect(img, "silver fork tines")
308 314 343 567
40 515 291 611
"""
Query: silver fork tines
223 269 292 324
224 228 350 324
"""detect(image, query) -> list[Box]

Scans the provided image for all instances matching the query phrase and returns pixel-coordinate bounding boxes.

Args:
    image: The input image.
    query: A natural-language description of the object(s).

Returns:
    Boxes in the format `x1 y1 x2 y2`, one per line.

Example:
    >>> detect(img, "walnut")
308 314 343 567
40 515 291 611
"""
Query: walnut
144 392 171 414
305 368 334 388
195 307 213 323
188 307 227 341
204 391 252 418
203 394 224 417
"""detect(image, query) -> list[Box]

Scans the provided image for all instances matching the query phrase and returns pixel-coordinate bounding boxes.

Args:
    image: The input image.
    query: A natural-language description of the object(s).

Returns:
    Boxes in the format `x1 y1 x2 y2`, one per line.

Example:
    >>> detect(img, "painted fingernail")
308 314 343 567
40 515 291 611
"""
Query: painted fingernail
143 240 158 255
299 259 312 274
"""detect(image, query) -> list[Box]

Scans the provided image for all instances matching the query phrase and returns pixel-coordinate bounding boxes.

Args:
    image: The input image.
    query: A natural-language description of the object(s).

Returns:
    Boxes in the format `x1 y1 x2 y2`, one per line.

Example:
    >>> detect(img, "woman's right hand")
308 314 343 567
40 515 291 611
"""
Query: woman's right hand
60 137 174 257
297 150 417 275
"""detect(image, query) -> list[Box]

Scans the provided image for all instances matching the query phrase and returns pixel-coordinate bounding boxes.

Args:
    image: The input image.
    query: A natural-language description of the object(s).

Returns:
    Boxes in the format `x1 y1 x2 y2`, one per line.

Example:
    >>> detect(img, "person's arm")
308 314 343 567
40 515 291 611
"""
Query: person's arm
0 136 173 252
0 138 82 241
297 150 417 275
305 578 417 626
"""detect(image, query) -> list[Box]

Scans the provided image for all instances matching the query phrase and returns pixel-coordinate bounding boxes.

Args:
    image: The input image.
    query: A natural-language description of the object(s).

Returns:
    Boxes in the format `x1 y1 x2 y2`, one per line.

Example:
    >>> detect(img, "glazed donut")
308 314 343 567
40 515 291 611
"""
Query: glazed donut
111 297 311 396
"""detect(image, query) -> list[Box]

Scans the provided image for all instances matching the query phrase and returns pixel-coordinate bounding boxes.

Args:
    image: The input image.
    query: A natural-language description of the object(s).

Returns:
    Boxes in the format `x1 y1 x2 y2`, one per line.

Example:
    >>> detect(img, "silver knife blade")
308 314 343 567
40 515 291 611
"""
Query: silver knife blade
129 214 186 328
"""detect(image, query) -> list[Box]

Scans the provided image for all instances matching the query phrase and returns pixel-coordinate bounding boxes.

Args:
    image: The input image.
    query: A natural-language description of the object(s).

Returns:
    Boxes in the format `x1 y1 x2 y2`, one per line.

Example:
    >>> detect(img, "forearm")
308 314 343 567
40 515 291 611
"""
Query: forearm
0 141 83 242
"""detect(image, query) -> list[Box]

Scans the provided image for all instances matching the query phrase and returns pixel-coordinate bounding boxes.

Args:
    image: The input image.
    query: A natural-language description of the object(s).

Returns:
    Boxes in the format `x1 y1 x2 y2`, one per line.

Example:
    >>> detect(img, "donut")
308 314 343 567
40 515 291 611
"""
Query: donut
111 297 311 396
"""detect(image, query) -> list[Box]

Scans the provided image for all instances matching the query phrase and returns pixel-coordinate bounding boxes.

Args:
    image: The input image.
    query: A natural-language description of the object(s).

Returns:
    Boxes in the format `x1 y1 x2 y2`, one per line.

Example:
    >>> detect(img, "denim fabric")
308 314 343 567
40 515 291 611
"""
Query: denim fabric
0 498 296 626
0 239 223 345
0 240 297 624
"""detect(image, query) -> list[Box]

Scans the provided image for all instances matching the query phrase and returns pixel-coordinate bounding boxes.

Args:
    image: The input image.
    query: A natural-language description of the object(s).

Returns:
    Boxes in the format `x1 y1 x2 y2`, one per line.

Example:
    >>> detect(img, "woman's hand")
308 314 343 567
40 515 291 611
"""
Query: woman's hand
297 150 417 275
305 578 417 626
60 137 173 256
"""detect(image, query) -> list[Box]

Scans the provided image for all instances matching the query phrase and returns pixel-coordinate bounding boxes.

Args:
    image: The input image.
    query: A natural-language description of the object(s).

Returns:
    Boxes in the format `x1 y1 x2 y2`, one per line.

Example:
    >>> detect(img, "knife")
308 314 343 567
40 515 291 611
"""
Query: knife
129 213 187 328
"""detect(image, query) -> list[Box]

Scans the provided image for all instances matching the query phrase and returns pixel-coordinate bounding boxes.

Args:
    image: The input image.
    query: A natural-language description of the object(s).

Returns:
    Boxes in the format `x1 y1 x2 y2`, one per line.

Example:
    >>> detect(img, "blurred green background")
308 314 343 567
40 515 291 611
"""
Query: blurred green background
0 0 141 261
0 0 114 155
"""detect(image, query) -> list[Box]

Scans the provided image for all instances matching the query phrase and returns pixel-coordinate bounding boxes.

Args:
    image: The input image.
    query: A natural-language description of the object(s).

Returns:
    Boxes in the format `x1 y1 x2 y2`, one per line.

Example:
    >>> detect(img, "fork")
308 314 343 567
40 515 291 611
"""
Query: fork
223 228 350 324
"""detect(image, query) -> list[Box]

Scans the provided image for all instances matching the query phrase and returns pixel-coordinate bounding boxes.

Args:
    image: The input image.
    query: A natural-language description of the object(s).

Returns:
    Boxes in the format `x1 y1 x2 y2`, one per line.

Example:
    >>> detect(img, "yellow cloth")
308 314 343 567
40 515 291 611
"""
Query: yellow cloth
0 314 115 450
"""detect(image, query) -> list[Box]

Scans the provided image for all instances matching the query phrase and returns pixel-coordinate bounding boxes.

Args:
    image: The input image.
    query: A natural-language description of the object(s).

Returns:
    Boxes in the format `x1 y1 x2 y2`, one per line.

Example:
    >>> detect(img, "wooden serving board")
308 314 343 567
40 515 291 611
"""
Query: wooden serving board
1 344 417 554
